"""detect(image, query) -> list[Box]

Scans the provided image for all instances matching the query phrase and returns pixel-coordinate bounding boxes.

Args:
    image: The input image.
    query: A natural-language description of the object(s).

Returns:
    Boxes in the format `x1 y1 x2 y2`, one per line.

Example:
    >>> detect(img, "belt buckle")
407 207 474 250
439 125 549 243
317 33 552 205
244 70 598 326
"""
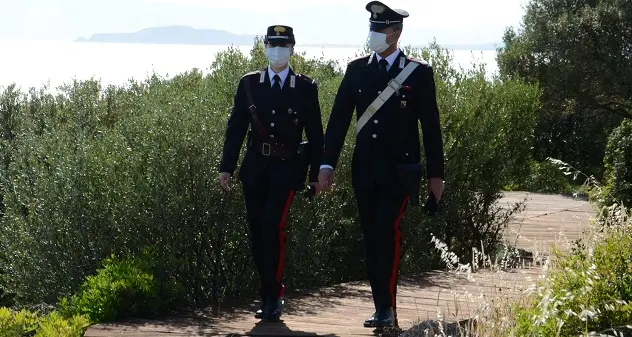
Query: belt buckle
261 142 271 156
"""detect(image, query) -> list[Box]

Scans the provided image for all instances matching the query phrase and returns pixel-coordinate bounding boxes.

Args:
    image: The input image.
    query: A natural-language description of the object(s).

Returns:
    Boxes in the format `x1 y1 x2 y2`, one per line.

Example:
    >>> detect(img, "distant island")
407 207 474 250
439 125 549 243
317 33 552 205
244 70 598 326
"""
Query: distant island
75 26 502 50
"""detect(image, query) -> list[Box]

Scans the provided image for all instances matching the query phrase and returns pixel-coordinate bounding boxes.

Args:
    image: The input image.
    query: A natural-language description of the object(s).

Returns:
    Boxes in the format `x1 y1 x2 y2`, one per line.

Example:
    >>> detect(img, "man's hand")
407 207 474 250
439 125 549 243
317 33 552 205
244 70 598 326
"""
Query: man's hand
309 182 322 196
428 177 444 201
219 172 232 191
423 177 444 216
318 168 334 192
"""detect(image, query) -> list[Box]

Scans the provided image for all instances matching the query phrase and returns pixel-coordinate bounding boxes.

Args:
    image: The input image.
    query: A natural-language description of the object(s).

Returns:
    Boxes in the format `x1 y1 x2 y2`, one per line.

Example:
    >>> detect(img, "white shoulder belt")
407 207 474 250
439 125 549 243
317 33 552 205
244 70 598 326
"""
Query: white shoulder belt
355 61 419 136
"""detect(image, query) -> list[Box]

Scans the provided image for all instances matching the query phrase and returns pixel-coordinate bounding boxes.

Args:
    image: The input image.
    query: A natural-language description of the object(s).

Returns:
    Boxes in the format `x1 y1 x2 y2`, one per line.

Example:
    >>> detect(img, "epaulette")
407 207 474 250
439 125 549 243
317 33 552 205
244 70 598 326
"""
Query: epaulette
241 70 261 79
297 73 316 85
348 54 371 66
407 56 430 66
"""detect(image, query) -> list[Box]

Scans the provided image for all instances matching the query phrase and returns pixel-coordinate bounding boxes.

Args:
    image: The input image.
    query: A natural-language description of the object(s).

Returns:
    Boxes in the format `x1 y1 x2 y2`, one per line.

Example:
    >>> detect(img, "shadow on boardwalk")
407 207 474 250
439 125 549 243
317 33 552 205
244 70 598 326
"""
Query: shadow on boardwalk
85 191 598 336
244 321 339 337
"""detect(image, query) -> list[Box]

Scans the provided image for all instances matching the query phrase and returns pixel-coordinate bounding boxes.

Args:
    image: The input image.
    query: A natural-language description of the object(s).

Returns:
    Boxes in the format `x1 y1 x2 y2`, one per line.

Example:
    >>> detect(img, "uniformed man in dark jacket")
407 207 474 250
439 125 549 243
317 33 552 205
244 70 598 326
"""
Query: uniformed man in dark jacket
218 25 324 321
318 1 445 328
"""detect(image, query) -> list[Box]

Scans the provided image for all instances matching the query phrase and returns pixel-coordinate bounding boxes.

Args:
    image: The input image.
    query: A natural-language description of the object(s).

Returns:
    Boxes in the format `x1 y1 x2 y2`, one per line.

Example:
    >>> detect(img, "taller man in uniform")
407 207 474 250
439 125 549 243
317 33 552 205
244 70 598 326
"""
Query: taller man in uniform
218 25 324 321
318 1 445 328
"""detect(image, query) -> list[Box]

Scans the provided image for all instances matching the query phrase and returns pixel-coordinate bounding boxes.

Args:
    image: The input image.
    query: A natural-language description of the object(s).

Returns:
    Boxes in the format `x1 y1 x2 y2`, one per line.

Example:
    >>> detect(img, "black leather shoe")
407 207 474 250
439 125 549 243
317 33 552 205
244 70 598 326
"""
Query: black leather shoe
254 297 266 319
363 312 378 327
261 297 284 321
363 307 395 328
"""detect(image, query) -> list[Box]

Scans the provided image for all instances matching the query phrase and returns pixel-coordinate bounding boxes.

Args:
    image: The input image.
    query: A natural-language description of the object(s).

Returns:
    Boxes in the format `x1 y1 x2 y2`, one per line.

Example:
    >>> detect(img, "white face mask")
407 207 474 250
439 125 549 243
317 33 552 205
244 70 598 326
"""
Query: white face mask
368 31 396 53
266 46 291 67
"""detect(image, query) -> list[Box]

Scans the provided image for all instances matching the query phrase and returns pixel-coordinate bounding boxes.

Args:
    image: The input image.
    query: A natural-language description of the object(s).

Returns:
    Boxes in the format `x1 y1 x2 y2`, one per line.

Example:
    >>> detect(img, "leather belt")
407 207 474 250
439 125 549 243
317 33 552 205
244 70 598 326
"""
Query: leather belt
252 140 296 160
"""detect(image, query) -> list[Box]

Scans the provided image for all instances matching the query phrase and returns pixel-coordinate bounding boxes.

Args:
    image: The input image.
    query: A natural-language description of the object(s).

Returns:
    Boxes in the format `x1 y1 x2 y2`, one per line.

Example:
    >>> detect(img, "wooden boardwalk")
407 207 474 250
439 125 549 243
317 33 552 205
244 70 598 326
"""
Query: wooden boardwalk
85 192 597 336
501 192 597 253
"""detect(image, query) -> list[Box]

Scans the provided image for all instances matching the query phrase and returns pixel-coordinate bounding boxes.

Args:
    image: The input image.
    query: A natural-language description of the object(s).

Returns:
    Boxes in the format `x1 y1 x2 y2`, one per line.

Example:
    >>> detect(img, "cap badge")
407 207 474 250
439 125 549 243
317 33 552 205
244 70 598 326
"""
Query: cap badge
371 4 385 18
274 26 286 36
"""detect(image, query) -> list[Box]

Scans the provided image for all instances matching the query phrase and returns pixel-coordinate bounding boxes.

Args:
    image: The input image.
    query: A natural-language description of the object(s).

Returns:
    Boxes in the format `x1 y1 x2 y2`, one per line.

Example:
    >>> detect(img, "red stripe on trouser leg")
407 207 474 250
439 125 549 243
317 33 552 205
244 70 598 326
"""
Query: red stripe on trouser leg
389 194 409 308
276 189 295 295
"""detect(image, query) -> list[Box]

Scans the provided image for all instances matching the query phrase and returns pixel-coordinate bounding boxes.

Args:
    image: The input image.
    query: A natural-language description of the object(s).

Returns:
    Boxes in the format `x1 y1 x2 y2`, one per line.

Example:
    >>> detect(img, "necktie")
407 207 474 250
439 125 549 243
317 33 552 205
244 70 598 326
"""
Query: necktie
379 59 389 72
272 74 282 91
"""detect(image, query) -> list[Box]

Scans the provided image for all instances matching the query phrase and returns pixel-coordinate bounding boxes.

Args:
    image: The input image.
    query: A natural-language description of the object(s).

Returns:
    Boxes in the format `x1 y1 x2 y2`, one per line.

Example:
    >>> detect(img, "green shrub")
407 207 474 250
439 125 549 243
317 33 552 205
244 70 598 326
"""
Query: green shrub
0 38 541 310
0 307 89 337
58 252 164 323
0 307 39 336
512 204 632 336
505 159 580 194
600 119 632 208
34 311 90 337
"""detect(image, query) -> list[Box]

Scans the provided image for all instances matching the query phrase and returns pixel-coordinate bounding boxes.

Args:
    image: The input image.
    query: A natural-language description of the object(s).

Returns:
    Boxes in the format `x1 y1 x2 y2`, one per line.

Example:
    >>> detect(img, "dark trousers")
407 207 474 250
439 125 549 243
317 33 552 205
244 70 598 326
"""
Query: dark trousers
354 182 409 312
242 179 296 300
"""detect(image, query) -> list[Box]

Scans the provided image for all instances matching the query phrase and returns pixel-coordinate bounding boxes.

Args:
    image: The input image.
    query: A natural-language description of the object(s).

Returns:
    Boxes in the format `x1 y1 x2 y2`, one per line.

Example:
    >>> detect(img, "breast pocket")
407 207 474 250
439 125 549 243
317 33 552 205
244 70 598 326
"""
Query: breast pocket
287 95 303 129
395 82 414 106
277 103 302 142
287 107 301 129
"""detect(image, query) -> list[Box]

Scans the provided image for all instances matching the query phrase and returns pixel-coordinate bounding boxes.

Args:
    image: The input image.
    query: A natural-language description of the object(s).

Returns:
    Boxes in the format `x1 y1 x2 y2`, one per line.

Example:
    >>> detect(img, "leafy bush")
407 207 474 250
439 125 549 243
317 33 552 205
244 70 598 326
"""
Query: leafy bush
505 159 583 194
0 307 39 336
600 119 632 208
58 252 165 323
0 38 540 311
0 307 89 337
33 312 90 337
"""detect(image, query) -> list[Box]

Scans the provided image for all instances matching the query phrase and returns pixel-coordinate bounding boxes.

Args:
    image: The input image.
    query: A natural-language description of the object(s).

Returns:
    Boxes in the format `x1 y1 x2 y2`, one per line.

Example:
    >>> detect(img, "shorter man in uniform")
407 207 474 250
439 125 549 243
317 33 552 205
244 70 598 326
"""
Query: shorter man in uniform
318 1 445 329
218 25 324 321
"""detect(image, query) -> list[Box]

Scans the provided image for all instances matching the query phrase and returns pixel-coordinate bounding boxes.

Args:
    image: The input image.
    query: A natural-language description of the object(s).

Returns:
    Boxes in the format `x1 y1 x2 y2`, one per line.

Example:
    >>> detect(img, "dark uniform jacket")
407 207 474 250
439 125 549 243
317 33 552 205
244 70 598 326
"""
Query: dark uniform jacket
321 50 445 188
219 67 324 189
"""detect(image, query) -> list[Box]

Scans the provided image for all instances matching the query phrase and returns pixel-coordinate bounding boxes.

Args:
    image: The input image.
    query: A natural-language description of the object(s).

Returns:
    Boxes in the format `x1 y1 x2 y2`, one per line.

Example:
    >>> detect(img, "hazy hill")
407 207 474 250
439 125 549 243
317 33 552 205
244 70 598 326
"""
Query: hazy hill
75 25 257 45
75 26 502 50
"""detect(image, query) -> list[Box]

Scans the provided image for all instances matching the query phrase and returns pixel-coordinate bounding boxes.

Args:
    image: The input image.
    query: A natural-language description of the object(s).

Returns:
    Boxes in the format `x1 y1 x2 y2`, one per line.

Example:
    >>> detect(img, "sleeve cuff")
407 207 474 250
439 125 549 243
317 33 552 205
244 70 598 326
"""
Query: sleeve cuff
320 164 334 170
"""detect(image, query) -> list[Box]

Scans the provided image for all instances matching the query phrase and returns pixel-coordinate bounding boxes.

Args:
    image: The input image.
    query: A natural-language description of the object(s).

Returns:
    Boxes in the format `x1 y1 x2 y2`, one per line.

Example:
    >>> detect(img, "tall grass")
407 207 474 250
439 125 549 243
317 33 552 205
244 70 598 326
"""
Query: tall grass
399 159 631 337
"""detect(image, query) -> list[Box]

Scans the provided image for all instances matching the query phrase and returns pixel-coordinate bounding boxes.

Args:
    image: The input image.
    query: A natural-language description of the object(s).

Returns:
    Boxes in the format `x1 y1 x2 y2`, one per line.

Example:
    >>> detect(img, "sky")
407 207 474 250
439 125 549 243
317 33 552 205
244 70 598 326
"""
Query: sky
0 0 528 46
